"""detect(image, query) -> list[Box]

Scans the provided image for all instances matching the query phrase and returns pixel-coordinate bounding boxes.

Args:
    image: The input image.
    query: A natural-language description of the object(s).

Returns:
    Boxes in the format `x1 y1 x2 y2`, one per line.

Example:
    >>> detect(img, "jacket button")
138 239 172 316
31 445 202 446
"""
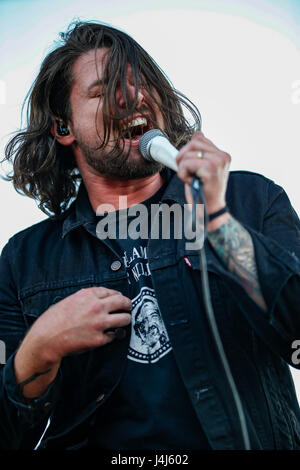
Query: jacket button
110 260 122 271
194 387 210 402
96 393 105 403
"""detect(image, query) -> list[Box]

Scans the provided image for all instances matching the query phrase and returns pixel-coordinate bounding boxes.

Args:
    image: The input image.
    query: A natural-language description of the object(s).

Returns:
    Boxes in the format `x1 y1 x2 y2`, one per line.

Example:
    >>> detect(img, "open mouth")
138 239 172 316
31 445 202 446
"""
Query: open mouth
121 116 152 141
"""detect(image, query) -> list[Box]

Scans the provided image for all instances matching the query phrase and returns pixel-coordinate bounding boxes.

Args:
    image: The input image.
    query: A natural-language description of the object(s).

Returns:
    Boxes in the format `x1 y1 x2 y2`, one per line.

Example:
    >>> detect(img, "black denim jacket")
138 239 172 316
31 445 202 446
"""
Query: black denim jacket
0 170 299 450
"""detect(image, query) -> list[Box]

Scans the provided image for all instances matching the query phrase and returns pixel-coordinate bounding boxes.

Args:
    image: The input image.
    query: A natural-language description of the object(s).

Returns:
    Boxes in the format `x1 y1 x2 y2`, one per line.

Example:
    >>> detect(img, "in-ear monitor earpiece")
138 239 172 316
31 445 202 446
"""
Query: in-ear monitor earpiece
57 119 70 136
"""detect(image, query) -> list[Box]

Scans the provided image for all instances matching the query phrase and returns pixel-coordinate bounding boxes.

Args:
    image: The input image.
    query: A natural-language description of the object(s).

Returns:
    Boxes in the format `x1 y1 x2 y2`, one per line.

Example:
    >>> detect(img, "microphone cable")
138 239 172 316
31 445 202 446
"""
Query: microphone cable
139 128 250 448
190 177 251 450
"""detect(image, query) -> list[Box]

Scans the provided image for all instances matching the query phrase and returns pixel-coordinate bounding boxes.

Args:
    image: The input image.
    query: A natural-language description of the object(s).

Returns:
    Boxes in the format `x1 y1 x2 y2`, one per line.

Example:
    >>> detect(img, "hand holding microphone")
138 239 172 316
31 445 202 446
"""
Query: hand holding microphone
139 129 231 222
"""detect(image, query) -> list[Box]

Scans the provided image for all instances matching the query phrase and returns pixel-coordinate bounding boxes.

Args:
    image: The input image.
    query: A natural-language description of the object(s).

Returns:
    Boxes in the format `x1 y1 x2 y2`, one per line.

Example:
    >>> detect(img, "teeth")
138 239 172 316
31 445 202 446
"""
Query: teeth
127 117 147 128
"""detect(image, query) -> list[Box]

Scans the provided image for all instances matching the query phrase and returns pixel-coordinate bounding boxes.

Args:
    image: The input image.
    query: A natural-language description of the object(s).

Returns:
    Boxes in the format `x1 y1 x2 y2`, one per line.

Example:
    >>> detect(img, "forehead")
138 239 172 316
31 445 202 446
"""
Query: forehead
71 48 110 91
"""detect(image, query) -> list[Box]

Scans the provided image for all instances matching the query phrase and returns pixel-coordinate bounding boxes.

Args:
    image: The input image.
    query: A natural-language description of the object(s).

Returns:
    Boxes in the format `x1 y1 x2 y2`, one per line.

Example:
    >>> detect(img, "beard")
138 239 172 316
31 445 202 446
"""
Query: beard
75 133 164 179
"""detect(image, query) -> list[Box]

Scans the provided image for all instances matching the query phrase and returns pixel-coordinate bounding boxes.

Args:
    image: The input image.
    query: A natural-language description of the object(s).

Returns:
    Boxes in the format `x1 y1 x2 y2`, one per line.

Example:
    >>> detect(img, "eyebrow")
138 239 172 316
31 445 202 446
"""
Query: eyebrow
87 78 108 92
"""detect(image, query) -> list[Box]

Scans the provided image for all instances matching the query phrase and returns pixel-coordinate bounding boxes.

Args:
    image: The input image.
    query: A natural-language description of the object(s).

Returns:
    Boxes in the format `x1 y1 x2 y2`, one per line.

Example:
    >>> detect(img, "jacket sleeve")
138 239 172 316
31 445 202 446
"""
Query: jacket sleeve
218 180 300 366
0 240 61 449
254 182 300 343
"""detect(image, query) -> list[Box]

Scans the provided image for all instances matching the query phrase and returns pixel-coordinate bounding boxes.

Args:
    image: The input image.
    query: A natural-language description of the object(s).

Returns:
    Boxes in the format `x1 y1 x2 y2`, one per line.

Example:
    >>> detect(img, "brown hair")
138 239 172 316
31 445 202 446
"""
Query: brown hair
3 21 202 216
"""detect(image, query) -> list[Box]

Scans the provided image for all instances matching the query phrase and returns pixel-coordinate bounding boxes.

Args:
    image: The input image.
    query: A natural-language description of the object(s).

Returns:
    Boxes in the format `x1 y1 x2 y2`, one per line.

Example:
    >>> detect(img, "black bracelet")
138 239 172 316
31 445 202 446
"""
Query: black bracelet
208 206 229 222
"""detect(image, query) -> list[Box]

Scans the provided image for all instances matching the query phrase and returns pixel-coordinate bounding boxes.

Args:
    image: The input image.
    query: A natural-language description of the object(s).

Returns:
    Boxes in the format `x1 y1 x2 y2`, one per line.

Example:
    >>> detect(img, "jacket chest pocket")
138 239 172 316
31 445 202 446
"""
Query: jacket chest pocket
20 286 80 329
19 276 130 329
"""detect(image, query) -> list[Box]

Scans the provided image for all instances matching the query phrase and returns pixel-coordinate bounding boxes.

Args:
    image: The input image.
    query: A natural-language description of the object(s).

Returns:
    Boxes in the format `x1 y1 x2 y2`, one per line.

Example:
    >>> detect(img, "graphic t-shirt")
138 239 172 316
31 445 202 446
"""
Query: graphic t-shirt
90 182 211 450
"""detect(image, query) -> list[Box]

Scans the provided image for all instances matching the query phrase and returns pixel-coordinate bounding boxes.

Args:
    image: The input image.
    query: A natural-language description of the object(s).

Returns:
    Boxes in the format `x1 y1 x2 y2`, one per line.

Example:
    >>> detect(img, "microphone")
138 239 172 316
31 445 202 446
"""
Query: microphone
138 129 178 172
139 129 203 196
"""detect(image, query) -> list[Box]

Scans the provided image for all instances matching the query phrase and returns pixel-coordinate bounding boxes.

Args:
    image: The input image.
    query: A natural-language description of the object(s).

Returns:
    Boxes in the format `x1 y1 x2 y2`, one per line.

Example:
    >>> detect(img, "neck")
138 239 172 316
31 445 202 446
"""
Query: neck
81 170 165 213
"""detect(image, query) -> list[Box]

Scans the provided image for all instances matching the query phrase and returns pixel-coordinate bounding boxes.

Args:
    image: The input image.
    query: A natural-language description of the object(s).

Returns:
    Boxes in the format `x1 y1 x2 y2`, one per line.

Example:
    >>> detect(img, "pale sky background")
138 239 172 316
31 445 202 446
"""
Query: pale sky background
0 0 299 400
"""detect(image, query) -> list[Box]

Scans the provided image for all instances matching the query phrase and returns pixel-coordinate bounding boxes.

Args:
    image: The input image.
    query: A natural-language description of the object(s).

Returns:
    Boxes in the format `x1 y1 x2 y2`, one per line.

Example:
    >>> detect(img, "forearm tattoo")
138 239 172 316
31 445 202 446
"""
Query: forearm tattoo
18 368 52 396
208 216 267 310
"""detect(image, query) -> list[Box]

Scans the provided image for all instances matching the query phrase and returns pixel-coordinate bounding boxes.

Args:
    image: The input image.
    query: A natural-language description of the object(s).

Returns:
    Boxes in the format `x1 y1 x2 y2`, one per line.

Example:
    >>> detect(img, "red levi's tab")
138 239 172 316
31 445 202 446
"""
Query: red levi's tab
184 257 192 268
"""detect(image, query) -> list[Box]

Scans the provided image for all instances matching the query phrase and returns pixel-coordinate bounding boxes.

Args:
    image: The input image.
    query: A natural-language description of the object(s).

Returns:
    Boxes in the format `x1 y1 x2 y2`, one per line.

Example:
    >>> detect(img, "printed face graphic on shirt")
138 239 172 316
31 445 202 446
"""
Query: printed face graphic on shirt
128 287 172 364
134 300 168 350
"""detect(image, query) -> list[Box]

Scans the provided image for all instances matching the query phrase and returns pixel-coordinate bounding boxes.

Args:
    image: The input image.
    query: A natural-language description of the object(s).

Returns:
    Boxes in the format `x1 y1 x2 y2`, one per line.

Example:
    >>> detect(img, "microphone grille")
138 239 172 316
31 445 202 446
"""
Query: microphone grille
139 129 165 160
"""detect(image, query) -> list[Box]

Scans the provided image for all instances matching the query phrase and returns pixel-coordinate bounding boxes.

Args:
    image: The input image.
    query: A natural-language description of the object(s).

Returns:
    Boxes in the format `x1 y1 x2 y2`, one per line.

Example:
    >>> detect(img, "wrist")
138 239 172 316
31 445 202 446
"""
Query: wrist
15 333 62 375
14 343 61 399
208 205 229 222
206 201 230 232
207 211 231 232
22 314 64 365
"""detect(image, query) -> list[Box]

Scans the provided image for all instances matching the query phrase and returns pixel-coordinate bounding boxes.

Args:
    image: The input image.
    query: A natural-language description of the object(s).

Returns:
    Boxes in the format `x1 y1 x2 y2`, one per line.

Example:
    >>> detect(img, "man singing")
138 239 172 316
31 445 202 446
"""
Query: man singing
0 21 299 450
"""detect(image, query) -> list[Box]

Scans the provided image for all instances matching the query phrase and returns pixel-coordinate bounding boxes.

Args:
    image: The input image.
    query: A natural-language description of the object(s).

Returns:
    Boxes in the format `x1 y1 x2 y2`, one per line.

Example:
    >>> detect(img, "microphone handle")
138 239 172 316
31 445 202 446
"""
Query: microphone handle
147 136 178 172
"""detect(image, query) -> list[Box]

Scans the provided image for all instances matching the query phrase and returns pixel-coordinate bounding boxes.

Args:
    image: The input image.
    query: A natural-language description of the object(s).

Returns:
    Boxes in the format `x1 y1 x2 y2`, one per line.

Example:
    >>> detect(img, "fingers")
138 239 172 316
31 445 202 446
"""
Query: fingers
178 151 229 185
176 132 231 183
176 131 231 215
90 289 132 345
101 311 132 345
102 292 132 313
96 290 132 335
178 156 209 185
194 131 219 149
91 287 132 311
91 286 122 299
178 131 218 153
80 286 132 331
177 141 215 163
104 312 132 330
77 287 131 318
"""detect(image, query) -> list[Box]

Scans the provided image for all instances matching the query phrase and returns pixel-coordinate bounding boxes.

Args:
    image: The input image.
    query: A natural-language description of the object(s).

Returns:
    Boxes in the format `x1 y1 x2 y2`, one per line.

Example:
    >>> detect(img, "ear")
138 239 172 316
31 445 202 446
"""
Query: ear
50 118 75 146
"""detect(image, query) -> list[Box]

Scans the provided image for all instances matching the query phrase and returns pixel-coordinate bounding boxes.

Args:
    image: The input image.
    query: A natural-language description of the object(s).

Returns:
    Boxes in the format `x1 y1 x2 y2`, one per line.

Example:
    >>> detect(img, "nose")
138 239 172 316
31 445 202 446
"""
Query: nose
116 79 144 110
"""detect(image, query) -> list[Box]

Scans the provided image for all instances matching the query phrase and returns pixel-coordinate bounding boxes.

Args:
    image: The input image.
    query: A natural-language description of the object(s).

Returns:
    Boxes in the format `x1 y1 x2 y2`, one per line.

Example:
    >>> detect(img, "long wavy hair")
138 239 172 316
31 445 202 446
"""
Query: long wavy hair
3 21 202 217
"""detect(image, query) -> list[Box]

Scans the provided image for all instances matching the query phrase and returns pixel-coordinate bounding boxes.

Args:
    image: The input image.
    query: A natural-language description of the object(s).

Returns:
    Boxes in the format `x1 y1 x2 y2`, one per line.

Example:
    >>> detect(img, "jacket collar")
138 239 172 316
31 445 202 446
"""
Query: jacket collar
61 183 97 238
61 169 186 238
